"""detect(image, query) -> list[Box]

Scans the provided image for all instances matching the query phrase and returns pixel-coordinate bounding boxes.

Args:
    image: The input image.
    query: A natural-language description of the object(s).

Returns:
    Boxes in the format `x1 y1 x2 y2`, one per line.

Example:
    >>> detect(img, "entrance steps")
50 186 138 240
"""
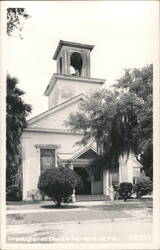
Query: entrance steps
75 195 111 202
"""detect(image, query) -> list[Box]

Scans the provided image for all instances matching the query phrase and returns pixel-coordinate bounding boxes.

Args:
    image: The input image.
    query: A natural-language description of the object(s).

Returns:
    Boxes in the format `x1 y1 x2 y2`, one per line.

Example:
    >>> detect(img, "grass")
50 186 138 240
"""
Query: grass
7 209 131 225
90 199 152 211
7 199 152 225
7 200 41 206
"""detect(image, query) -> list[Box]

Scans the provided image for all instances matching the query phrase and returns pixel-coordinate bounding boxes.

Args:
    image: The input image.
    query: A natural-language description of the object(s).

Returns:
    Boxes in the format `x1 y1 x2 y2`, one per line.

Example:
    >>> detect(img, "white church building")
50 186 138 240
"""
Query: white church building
22 40 141 201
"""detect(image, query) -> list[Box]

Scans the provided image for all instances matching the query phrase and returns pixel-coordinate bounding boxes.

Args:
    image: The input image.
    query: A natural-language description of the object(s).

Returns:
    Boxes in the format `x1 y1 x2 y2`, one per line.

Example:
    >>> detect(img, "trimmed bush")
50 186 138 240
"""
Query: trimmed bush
38 167 82 207
118 182 133 201
6 185 21 201
135 179 153 198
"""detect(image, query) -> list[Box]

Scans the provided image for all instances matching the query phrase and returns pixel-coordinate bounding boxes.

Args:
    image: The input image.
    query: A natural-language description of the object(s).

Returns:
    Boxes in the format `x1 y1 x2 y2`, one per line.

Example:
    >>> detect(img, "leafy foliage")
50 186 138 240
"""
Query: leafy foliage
67 89 141 171
66 65 153 178
27 189 45 201
116 65 153 179
6 75 31 195
6 185 21 201
118 182 133 201
139 143 153 179
7 8 30 38
135 178 153 198
38 167 82 207
6 8 31 199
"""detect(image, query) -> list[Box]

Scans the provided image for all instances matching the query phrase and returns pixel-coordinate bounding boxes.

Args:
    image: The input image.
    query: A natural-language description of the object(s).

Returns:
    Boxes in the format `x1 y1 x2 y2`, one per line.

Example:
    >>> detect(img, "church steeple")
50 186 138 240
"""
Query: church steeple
53 40 94 78
44 40 105 109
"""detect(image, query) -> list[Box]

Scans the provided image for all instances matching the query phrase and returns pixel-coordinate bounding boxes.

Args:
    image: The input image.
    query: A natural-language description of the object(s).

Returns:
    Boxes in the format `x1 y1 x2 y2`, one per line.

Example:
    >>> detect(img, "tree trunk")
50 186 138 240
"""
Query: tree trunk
54 196 62 208
55 201 61 208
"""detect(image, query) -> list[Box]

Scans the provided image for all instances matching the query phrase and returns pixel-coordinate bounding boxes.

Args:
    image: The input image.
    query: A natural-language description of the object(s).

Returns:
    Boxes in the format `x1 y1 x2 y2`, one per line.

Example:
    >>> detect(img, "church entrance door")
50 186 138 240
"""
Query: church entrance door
74 167 91 195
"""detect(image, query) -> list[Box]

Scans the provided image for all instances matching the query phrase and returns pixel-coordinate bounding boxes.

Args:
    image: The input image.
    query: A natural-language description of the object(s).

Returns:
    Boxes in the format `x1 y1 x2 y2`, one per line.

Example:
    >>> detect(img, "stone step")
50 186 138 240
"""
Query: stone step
75 195 111 202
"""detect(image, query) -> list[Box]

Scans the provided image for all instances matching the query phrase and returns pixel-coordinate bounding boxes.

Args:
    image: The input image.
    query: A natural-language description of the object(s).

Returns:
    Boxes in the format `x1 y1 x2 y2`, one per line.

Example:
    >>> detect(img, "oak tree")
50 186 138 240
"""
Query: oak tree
6 75 31 195
66 65 153 179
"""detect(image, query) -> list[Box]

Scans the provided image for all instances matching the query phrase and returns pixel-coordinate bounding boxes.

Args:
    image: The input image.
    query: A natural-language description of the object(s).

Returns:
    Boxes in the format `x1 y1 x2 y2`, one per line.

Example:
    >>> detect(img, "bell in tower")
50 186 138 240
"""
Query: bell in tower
44 40 105 108
70 52 83 77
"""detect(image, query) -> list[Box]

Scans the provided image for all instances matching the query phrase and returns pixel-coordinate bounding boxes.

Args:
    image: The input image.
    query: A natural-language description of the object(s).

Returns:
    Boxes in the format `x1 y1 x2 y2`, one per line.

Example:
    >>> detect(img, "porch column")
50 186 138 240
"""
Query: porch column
103 169 114 200
103 170 106 195
71 188 76 203
119 154 132 183
22 137 31 200
70 164 76 202
103 169 110 195
119 164 122 183
91 174 94 195
70 164 74 170
127 155 134 183
109 172 112 187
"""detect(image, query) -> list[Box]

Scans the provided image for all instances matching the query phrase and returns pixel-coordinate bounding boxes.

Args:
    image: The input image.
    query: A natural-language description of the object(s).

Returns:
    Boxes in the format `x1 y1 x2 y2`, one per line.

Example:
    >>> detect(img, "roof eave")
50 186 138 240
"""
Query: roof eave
44 74 106 97
53 40 94 60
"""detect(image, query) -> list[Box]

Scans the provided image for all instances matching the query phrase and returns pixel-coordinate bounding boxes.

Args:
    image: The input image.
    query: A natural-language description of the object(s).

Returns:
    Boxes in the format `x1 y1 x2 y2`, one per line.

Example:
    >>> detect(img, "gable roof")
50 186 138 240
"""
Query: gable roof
78 149 97 159
27 93 88 126
71 143 97 160
58 143 97 161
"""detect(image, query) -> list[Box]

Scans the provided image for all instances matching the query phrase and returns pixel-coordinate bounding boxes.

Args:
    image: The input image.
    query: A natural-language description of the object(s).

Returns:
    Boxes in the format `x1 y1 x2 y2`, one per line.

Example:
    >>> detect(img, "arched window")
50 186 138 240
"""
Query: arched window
70 52 83 76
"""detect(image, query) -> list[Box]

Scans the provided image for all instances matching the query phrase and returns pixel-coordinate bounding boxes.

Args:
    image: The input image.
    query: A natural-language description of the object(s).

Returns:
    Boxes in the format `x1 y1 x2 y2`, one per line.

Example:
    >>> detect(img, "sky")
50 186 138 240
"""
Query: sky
5 1 156 119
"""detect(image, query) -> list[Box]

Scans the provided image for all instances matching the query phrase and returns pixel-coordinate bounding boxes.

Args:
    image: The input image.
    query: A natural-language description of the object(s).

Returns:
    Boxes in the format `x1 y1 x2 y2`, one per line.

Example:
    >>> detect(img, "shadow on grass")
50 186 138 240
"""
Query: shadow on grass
40 204 84 209
125 198 153 202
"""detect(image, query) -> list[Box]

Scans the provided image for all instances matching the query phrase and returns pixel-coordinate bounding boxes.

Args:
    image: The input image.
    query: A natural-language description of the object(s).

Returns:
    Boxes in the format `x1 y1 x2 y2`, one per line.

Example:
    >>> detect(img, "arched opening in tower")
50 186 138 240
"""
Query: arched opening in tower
70 52 83 76
59 57 62 74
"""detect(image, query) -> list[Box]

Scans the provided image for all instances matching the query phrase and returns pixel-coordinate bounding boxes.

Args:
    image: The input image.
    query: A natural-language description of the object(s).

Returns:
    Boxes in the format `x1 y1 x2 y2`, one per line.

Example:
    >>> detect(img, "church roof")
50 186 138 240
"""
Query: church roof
27 93 88 126
58 143 97 161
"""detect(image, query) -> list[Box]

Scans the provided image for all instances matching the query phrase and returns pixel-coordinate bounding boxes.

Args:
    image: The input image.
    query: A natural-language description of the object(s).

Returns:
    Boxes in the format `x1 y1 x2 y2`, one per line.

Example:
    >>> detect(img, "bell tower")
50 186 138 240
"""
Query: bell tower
54 40 93 77
44 40 105 108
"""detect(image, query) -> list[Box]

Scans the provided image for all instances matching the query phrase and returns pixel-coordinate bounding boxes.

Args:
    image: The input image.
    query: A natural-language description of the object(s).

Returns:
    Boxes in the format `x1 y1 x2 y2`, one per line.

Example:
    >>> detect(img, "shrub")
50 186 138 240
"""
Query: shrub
6 185 21 201
112 184 119 200
135 179 153 199
27 189 45 201
38 167 82 207
118 182 133 201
